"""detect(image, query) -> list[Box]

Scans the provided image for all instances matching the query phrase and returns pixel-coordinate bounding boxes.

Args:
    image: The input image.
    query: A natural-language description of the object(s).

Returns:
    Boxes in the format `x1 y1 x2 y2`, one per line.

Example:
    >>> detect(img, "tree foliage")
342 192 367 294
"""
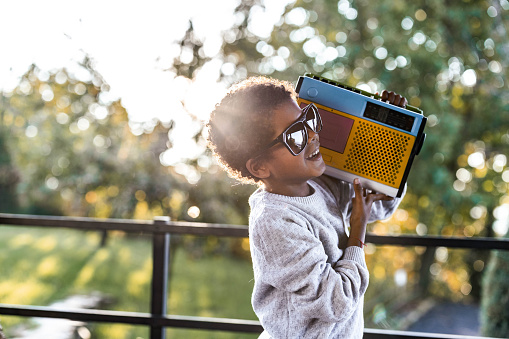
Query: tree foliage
2 61 170 218
0 123 20 213
1 60 248 223
1 57 253 257
481 233 509 337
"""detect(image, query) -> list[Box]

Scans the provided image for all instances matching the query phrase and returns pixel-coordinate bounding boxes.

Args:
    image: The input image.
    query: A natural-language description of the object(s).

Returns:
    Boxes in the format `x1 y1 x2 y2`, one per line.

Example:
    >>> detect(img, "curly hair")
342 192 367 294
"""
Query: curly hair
207 76 297 185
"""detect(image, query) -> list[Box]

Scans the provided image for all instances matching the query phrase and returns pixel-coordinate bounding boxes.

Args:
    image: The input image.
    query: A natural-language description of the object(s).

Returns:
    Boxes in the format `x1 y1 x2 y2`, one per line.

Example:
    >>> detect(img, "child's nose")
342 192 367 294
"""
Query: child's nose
308 128 319 142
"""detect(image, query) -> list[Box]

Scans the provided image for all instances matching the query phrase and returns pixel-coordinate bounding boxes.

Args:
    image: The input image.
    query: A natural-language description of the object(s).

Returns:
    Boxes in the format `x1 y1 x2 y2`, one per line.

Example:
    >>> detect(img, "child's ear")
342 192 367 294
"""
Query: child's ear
246 158 270 179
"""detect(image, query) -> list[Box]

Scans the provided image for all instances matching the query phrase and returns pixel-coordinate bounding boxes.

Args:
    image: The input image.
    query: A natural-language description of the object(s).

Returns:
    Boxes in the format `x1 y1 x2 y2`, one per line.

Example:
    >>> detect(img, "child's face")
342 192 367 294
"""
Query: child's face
261 100 326 195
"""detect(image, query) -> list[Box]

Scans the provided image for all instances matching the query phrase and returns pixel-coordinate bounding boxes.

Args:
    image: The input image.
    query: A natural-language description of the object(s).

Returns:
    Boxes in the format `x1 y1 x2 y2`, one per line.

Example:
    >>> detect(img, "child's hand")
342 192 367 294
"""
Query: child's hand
379 90 408 108
347 179 393 248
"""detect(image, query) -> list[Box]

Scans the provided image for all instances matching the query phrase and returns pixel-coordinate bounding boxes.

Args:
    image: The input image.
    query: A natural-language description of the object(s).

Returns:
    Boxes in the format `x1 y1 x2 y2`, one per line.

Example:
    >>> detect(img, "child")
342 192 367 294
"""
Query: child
207 76 407 338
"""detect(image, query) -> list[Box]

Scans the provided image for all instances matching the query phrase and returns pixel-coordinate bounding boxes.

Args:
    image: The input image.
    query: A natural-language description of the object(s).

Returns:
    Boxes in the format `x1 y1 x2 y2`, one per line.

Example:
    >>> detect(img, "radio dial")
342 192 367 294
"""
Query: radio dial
307 88 318 98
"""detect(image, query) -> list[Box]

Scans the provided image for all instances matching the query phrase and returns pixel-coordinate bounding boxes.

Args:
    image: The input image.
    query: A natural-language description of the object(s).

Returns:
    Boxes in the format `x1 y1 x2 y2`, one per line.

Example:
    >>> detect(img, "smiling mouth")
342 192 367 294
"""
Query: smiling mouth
306 147 321 160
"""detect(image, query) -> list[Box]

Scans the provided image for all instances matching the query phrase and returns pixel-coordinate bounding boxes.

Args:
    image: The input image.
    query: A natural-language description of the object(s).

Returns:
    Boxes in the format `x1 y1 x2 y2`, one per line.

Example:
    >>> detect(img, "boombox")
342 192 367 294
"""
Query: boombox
296 74 427 197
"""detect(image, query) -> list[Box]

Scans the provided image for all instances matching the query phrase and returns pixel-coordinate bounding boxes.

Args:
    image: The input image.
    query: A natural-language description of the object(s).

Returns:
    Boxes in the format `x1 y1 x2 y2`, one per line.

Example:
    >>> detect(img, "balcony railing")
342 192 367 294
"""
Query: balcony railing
0 213 508 339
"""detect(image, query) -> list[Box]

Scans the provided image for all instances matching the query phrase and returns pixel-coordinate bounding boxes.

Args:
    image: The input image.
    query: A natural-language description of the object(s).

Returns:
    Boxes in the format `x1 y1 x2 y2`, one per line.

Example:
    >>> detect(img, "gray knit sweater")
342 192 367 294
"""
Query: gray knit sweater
248 176 404 339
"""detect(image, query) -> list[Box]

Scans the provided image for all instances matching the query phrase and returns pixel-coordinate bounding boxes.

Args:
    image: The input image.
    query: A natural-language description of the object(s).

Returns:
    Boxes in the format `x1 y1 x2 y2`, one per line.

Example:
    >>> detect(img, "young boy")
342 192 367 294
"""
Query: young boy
207 76 407 338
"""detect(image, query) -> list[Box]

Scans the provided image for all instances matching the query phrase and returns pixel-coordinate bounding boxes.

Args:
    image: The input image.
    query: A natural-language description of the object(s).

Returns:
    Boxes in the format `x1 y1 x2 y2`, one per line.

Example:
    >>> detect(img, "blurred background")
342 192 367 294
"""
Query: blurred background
0 0 508 338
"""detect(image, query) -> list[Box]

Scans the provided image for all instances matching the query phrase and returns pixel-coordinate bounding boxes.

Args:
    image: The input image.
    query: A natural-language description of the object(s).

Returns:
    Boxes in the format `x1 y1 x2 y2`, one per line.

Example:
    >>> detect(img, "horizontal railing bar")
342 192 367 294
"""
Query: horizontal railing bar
366 234 509 250
0 304 263 333
0 304 496 339
0 213 249 237
2 213 509 250
363 328 500 339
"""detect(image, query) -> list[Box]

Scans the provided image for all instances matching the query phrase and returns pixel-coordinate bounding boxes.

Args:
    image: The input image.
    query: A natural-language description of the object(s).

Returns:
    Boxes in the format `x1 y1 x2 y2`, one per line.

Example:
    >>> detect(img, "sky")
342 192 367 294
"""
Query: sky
0 0 293 166
0 0 234 122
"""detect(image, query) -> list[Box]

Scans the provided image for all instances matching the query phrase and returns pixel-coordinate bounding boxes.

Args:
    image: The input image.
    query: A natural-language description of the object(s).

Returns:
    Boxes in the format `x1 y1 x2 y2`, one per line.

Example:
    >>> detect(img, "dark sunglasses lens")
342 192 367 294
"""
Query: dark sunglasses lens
286 123 306 154
305 106 322 132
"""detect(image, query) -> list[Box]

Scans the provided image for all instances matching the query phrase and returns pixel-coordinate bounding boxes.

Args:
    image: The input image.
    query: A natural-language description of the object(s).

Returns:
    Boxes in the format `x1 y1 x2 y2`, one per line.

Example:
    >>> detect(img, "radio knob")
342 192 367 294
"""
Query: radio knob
307 87 318 98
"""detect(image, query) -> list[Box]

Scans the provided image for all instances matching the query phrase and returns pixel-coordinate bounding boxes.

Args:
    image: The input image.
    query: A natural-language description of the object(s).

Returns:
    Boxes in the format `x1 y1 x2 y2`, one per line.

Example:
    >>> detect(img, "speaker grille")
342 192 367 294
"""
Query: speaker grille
344 121 411 186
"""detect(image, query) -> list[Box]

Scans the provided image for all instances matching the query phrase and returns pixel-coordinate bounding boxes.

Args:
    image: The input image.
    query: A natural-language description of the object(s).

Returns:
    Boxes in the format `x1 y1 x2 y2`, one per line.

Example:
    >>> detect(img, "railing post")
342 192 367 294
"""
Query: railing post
151 217 171 339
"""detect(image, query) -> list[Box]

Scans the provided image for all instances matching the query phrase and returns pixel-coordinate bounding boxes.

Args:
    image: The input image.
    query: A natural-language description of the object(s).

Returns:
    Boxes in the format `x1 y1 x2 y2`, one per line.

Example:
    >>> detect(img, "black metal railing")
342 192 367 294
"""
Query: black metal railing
0 213 508 339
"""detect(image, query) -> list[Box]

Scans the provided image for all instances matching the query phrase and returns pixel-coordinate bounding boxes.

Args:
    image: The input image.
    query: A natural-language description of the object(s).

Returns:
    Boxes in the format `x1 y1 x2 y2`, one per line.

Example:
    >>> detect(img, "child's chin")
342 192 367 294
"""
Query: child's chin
315 161 327 176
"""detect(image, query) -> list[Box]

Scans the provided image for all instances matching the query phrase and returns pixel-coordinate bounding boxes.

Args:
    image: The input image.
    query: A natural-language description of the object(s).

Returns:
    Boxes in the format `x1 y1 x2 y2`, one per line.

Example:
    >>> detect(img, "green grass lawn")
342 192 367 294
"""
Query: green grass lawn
0 225 259 339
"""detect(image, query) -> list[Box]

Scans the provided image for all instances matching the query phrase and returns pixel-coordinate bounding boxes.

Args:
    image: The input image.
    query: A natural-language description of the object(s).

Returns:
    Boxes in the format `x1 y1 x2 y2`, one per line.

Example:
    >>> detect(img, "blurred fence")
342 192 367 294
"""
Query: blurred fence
0 213 508 339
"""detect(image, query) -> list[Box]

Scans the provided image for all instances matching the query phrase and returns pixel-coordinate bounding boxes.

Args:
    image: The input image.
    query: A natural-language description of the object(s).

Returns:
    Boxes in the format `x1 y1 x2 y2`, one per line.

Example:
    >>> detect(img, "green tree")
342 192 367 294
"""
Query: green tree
1 60 186 219
0 124 20 213
1 56 256 261
481 232 509 337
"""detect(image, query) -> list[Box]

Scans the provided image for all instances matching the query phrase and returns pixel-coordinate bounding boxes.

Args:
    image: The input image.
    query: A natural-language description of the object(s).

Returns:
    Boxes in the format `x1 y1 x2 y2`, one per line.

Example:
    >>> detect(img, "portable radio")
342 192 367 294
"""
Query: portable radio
296 74 427 197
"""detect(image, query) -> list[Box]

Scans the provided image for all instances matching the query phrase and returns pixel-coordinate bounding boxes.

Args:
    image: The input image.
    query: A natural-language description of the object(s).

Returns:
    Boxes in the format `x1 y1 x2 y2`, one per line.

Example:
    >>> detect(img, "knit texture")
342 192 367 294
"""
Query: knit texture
248 176 404 338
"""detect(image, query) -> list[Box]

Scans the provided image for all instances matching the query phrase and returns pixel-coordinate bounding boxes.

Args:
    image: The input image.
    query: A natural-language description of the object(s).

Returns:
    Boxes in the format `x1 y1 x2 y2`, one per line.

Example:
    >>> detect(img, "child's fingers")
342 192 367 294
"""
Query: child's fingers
354 179 394 201
381 90 396 103
368 193 394 202
398 96 408 108
392 94 407 107
380 90 408 108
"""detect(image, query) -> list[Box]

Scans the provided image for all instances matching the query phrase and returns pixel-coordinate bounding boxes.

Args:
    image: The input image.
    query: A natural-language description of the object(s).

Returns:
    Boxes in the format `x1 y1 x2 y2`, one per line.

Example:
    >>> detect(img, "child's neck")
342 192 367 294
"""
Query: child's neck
263 180 312 197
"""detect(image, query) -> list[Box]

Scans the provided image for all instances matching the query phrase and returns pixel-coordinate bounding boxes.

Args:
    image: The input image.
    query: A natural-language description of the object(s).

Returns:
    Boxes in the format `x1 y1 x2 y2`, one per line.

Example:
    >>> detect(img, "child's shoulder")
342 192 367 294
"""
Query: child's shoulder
248 188 313 224
249 187 305 213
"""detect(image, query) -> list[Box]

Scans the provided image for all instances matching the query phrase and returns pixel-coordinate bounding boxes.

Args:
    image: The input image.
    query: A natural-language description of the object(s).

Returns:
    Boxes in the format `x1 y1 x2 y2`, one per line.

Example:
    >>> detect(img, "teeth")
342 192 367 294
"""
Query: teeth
307 149 319 159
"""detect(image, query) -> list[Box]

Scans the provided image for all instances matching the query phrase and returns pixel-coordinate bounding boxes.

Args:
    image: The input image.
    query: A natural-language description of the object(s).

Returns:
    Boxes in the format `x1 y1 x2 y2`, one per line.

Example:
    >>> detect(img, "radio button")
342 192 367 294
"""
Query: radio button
322 154 332 163
307 87 318 98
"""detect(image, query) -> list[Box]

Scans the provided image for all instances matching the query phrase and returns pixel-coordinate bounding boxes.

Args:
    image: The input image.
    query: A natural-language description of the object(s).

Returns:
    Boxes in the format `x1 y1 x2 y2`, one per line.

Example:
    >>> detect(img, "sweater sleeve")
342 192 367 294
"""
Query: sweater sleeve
250 208 369 324
367 183 407 222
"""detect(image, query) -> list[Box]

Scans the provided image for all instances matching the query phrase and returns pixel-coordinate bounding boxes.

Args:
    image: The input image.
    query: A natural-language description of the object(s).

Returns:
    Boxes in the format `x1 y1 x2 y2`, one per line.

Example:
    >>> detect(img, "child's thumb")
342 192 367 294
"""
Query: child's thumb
353 178 363 196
